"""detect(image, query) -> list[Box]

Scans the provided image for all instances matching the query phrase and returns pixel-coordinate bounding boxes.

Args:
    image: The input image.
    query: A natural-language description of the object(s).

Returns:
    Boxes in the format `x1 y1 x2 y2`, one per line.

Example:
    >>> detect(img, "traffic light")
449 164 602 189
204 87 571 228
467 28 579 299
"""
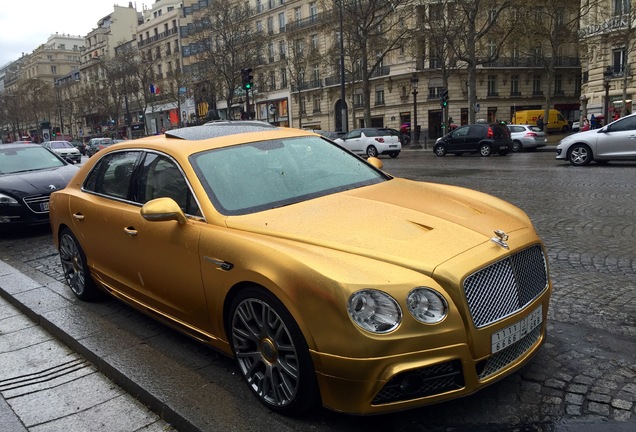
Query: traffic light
440 88 449 108
241 68 254 90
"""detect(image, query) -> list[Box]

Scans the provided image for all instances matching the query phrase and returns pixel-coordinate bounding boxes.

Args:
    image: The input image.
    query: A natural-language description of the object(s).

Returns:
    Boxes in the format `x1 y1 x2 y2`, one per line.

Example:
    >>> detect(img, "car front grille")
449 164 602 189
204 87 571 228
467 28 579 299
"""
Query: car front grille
372 360 464 405
463 245 548 328
476 325 542 380
23 195 50 214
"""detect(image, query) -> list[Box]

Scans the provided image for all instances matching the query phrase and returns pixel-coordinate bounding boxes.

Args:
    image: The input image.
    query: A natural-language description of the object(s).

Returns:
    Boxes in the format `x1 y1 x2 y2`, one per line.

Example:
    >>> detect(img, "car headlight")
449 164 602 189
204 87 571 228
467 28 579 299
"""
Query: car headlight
0 193 19 206
406 287 448 324
348 289 402 333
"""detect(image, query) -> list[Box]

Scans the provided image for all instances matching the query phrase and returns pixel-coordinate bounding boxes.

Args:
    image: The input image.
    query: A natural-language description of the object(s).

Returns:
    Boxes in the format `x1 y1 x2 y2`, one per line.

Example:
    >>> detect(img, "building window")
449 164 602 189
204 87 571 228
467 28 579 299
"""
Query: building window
354 89 363 108
256 0 263 13
268 42 275 62
313 95 321 113
267 16 274 34
269 71 276 90
510 75 520 96
613 48 626 75
278 12 285 31
312 64 320 84
554 74 564 95
613 0 631 15
279 40 286 59
532 76 542 96
309 2 317 19
375 85 385 105
487 75 498 96
280 68 287 87
300 96 306 114
311 34 319 50
294 7 301 21
51 65 57 74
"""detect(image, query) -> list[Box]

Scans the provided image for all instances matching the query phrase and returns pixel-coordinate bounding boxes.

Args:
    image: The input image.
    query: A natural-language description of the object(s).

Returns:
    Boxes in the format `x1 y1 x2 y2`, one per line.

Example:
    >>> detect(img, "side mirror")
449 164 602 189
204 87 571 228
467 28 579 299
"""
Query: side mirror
141 197 187 225
367 156 383 169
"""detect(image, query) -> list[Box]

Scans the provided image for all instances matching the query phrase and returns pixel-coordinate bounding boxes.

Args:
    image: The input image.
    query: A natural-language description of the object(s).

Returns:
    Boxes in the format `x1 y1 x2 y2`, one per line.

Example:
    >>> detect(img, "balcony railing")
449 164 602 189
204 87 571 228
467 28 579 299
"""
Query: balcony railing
483 56 580 68
138 27 178 48
286 11 332 32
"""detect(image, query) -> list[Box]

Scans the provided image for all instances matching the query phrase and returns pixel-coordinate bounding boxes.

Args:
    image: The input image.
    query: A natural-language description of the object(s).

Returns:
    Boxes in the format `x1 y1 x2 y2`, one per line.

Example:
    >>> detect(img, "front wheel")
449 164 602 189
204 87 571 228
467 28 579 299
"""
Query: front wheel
479 143 492 157
230 287 319 415
366 145 378 158
433 144 447 157
59 228 99 301
568 144 592 166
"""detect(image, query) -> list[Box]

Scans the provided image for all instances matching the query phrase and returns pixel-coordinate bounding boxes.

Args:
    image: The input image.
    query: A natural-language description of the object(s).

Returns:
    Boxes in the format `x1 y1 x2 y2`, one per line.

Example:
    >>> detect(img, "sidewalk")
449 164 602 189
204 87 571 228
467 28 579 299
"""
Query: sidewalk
0 276 174 432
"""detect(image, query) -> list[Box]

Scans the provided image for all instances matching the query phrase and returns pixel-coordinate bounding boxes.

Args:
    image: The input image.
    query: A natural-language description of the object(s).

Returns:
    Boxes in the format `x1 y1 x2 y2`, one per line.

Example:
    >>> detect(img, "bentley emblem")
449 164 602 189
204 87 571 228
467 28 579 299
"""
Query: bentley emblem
490 229 509 249
48 185 57 191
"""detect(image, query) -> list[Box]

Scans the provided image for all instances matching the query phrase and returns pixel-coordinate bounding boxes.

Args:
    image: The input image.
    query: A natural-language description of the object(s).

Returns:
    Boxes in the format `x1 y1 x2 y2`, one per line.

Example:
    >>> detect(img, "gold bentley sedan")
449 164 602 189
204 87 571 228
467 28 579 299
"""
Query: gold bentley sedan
50 121 552 415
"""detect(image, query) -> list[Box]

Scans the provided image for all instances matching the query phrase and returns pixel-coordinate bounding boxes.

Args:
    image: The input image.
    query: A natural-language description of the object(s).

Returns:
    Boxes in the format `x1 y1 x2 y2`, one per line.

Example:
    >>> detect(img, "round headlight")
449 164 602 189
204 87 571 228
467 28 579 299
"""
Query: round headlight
407 288 448 324
348 289 402 334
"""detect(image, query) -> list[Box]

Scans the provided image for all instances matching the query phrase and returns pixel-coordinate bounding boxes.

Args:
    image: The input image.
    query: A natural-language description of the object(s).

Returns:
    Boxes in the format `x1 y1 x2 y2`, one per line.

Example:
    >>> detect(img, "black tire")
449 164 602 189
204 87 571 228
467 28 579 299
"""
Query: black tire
433 144 447 157
230 287 319 415
366 145 378 158
567 143 592 166
388 151 400 158
59 228 99 301
479 143 492 157
512 141 522 152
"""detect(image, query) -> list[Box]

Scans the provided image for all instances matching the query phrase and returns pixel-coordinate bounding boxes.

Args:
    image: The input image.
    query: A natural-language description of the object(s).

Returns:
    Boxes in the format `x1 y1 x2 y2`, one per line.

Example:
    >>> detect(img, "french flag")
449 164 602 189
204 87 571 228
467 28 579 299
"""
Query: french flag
149 84 160 94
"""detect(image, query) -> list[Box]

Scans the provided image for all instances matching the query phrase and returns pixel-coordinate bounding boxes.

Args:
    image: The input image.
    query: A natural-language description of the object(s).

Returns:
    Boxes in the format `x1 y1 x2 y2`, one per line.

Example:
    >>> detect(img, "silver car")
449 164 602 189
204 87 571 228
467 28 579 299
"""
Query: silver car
506 125 547 152
41 140 82 163
333 128 401 158
556 113 636 166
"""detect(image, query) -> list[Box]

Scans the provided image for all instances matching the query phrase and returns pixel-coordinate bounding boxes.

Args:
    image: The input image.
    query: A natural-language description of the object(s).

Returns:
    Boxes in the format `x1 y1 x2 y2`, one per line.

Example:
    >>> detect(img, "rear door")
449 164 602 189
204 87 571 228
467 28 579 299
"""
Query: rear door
465 125 487 151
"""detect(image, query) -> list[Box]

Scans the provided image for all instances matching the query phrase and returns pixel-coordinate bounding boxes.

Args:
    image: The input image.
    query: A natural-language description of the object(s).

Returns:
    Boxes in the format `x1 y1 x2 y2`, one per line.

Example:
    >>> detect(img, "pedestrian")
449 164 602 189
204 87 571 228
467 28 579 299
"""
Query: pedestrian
536 115 544 131
590 114 596 129
581 118 590 131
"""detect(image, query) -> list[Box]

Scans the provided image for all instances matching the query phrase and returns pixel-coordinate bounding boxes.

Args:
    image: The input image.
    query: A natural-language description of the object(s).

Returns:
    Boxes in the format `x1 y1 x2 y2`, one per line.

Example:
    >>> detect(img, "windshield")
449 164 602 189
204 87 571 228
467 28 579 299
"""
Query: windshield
50 141 73 149
0 146 65 174
191 136 389 215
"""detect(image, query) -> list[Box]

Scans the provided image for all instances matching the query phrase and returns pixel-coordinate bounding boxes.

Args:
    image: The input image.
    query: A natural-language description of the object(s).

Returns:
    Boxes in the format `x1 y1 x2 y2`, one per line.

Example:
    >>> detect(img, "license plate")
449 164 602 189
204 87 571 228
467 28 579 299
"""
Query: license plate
40 201 49 211
491 305 542 353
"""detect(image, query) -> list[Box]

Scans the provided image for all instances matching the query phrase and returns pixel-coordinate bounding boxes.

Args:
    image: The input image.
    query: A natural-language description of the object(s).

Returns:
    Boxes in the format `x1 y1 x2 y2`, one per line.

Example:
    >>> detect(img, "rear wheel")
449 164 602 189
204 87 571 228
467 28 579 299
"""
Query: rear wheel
512 141 522 152
366 145 378 158
567 143 592 166
230 287 319 415
479 143 492 157
433 144 447 157
59 228 99 301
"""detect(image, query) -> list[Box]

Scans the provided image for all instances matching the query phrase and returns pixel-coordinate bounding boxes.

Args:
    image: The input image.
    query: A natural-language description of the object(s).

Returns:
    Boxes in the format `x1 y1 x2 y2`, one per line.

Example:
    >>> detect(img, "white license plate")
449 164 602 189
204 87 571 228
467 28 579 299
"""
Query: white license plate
491 305 542 354
40 201 50 211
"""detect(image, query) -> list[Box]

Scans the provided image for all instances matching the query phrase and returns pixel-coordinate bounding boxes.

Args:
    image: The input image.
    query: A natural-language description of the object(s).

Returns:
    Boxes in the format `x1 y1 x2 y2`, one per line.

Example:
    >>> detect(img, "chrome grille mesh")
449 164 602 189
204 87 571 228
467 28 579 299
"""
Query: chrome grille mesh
463 245 547 328
23 195 50 214
478 326 541 379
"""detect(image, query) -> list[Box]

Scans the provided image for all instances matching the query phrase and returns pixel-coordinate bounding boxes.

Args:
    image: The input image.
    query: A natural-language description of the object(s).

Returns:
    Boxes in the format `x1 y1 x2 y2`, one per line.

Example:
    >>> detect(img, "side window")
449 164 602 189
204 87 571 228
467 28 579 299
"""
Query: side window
609 116 636 132
83 151 139 199
138 153 202 217
452 126 470 137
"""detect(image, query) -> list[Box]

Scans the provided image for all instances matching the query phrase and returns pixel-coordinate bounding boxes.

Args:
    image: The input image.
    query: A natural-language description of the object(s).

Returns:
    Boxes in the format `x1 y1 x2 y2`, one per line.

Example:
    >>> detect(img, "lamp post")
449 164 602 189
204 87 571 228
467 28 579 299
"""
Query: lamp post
55 79 64 137
410 74 421 149
603 65 613 126
337 0 348 133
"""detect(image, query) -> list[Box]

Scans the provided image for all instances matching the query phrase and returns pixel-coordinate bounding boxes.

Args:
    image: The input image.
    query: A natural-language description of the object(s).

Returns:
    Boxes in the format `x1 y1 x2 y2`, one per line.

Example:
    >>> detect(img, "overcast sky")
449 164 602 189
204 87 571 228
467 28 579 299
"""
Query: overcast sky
0 1 143 67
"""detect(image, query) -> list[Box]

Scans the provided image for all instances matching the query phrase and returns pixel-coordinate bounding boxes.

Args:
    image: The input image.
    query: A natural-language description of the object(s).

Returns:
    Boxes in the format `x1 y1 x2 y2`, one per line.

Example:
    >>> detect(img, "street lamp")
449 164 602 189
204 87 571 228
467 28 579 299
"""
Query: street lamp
603 65 613 126
55 79 64 137
410 74 421 149
336 0 348 133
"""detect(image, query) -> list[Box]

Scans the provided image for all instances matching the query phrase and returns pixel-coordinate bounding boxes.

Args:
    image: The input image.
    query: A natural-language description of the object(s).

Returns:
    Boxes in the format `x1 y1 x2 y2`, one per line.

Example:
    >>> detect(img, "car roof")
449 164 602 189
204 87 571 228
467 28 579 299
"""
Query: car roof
1 143 43 150
95 122 317 157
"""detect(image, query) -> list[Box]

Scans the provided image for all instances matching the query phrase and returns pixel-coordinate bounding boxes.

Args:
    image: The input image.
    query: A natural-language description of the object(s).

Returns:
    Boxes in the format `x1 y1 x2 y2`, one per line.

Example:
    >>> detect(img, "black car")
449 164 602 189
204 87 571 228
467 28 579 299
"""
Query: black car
433 123 512 157
378 128 411 146
0 144 79 226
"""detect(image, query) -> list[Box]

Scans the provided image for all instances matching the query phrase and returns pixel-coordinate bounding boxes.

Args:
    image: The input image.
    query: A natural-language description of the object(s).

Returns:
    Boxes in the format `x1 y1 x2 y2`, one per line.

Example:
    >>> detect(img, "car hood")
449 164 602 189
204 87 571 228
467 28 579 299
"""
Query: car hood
0 165 79 197
225 178 532 273
558 129 600 146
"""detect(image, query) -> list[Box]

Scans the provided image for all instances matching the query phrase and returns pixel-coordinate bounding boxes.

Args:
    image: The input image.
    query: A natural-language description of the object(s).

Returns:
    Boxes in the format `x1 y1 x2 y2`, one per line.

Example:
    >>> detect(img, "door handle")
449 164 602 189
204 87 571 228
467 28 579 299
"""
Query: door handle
124 227 138 237
72 213 85 221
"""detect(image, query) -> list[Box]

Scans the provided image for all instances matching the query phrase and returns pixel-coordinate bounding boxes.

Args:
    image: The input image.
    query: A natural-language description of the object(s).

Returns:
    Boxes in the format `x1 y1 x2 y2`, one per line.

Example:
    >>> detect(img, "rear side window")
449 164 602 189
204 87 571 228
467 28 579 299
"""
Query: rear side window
83 151 140 199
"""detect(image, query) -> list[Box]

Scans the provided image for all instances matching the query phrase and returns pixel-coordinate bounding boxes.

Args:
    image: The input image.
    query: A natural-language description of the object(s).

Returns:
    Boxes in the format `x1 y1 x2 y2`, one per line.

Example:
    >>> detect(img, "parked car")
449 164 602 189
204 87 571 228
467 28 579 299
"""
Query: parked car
86 137 116 157
50 121 551 415
0 143 79 226
556 112 636 166
41 140 82 163
506 125 548 152
334 128 401 158
434 123 512 157
71 140 87 155
379 127 411 146
311 130 346 141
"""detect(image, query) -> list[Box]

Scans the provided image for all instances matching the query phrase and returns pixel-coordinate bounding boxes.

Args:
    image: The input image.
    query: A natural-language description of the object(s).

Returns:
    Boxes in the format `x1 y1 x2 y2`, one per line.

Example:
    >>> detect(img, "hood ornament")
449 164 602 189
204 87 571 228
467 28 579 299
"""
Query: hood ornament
490 230 509 249
48 184 58 191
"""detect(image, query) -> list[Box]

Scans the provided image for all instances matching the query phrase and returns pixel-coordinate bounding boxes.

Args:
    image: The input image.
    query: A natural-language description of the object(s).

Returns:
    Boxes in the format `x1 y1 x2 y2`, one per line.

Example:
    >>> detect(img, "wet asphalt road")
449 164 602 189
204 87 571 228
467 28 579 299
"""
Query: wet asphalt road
0 147 634 431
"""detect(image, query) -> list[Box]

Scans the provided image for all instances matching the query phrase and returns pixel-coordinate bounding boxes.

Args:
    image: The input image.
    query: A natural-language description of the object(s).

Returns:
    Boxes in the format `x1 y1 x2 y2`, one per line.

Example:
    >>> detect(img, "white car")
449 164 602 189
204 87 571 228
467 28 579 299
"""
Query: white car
41 140 81 163
506 125 547 152
334 128 401 158
556 113 636 166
